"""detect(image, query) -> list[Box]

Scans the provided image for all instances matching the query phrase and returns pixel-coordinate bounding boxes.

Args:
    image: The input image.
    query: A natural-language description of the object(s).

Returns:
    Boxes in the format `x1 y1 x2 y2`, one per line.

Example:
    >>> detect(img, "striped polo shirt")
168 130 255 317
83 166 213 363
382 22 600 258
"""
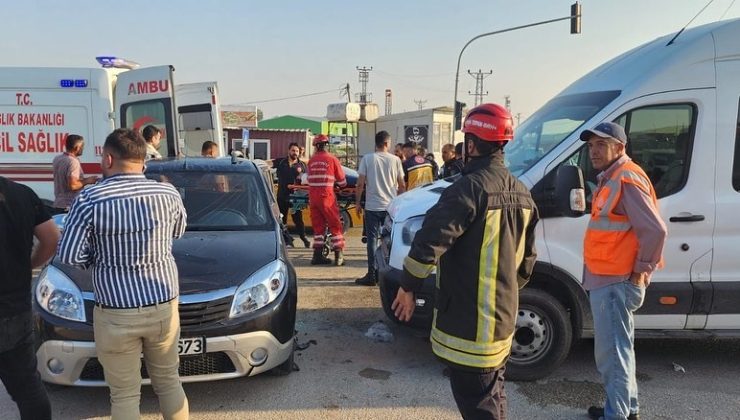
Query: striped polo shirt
57 173 187 308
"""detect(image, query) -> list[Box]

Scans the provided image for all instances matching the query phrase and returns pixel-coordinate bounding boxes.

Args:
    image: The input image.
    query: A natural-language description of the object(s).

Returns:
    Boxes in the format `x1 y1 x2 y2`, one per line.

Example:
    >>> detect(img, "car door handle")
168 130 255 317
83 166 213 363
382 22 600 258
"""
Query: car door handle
669 214 705 222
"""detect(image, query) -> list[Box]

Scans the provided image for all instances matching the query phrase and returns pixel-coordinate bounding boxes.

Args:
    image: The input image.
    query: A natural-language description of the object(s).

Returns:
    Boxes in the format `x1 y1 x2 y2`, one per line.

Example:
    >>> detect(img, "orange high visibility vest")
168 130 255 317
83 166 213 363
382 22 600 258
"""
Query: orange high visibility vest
584 160 659 276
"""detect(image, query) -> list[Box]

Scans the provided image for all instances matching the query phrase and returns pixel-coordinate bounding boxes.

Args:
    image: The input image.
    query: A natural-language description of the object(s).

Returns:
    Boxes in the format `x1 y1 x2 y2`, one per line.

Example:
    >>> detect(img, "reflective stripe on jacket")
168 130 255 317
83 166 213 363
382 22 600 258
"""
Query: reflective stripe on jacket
307 151 346 194
584 159 659 276
401 153 539 371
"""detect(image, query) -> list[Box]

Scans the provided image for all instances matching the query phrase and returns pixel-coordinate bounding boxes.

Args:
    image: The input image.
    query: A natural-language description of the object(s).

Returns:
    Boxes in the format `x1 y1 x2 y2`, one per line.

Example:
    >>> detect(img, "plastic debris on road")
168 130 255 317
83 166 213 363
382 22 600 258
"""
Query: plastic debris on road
365 321 394 343
672 362 686 373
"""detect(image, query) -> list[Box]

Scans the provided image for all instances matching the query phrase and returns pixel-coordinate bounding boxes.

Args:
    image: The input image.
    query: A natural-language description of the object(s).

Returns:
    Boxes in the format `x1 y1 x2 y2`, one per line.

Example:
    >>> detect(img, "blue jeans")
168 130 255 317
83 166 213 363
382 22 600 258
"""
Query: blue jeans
364 210 386 274
589 281 646 420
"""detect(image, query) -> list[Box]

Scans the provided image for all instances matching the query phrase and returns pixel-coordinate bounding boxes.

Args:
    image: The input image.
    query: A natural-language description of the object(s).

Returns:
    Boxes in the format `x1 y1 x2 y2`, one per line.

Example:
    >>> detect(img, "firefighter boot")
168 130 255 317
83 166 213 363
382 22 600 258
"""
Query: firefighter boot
334 250 345 266
310 249 332 265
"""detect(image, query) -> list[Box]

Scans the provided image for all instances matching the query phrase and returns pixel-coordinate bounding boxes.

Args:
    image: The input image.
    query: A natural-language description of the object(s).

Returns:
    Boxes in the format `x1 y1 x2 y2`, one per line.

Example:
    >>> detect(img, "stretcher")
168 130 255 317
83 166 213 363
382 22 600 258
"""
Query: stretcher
287 184 358 213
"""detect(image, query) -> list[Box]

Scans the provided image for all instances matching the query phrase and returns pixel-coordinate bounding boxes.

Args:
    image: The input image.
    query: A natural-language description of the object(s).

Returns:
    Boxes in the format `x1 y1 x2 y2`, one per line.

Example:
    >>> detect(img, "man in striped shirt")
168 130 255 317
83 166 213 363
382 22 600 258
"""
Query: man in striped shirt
58 128 189 420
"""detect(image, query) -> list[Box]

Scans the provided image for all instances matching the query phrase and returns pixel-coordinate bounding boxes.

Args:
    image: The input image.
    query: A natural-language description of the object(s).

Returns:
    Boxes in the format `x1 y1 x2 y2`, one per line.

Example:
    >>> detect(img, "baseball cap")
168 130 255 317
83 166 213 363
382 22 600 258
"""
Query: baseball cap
579 122 628 144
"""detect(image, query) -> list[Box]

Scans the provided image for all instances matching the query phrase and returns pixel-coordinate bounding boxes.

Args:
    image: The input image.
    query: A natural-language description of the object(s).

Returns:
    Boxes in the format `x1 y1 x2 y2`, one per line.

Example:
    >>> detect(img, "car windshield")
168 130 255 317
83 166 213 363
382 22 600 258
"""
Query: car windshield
505 90 621 176
145 171 273 231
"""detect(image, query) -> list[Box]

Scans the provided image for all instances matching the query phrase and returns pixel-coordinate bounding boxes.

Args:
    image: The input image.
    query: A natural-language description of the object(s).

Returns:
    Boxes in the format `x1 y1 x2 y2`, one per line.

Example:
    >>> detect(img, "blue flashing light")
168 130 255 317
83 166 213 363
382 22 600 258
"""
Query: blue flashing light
95 56 140 70
60 79 74 88
75 79 89 88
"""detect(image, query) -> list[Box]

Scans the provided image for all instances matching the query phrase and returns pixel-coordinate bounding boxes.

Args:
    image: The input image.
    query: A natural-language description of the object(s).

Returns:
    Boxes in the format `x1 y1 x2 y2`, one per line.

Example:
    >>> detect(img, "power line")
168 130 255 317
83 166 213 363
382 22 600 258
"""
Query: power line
227 88 342 105
374 69 454 79
720 0 738 19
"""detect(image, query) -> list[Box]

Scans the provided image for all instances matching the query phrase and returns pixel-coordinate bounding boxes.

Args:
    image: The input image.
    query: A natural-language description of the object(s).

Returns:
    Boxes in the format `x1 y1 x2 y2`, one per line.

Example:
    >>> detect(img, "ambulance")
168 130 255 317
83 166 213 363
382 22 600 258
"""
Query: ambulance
0 57 223 203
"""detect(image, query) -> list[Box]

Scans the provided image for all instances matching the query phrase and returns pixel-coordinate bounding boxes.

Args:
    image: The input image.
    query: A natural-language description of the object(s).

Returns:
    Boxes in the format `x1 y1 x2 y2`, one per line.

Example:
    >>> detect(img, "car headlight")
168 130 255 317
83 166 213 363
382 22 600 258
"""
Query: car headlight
35 265 86 322
401 216 425 245
229 259 288 318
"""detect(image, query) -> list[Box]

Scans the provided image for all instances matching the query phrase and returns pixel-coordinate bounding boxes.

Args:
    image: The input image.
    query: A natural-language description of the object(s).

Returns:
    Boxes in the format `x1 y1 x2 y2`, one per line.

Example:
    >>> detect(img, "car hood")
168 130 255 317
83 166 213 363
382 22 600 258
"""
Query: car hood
54 230 279 294
387 178 454 223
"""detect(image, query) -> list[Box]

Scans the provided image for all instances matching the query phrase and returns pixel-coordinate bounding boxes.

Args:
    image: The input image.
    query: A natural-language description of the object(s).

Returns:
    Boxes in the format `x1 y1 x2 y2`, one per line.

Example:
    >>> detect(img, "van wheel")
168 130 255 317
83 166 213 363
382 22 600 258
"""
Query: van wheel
507 288 572 381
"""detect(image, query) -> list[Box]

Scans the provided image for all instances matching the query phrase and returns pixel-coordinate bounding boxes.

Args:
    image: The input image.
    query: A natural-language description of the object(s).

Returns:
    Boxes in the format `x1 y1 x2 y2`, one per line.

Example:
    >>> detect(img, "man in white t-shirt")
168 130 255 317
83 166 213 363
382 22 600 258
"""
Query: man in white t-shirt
355 131 406 285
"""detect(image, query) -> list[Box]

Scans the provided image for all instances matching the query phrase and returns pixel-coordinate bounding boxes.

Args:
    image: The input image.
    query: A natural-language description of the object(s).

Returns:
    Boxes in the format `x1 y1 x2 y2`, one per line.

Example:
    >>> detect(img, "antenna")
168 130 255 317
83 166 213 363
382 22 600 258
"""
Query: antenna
667 0 716 46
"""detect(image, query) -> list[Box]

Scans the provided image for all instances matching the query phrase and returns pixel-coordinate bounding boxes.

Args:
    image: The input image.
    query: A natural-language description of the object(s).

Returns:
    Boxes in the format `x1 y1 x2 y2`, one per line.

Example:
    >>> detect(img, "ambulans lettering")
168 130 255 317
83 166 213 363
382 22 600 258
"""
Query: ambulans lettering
15 93 32 106
0 113 64 126
0 108 72 153
17 131 68 153
127 80 169 95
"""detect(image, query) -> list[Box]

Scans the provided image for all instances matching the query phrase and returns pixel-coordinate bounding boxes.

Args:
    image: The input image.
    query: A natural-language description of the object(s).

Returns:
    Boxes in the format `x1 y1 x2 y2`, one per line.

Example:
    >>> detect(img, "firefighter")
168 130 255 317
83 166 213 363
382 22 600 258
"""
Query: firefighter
392 103 539 419
307 134 347 265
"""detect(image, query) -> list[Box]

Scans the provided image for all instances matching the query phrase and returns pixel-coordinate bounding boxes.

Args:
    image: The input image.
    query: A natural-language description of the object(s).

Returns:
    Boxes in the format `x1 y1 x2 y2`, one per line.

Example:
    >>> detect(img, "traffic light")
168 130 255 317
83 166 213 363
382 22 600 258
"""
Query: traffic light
454 101 466 131
570 2 581 34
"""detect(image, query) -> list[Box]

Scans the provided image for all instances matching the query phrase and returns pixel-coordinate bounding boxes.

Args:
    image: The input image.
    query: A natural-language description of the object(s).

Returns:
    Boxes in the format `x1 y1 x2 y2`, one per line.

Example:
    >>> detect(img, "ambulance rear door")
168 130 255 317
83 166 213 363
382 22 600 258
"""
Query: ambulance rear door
114 66 178 157
175 82 224 157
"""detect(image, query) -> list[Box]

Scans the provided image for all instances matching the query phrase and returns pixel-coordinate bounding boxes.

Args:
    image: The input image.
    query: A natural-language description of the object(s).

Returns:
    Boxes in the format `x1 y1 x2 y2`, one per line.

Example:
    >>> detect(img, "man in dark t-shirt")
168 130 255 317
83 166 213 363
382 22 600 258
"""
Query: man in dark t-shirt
274 143 310 247
0 176 60 419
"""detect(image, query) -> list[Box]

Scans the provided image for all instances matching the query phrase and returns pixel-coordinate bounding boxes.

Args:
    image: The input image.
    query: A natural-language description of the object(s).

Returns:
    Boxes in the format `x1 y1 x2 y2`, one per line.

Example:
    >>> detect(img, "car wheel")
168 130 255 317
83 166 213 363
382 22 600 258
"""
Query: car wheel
271 345 295 376
507 288 573 381
379 277 403 326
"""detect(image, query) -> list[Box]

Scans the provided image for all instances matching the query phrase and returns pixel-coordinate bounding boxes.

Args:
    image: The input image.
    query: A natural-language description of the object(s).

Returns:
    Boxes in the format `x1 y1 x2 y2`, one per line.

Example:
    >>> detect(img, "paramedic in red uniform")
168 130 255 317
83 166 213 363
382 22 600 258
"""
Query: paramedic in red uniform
307 134 347 266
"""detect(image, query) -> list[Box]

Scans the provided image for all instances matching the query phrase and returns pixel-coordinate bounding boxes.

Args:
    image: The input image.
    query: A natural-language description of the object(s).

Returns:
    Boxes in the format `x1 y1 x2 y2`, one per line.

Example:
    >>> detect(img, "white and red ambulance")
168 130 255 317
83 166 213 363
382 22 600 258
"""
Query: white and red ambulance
0 57 223 203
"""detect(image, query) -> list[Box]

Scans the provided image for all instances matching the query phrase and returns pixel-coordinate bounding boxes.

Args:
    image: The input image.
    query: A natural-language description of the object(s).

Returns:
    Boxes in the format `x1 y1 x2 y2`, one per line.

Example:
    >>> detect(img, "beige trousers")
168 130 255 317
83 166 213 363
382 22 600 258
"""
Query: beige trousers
93 299 189 420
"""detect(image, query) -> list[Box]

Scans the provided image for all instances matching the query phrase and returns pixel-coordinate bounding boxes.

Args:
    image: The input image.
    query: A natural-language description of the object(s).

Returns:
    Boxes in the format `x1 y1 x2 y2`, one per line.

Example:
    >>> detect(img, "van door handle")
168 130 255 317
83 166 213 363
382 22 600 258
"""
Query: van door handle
669 214 705 222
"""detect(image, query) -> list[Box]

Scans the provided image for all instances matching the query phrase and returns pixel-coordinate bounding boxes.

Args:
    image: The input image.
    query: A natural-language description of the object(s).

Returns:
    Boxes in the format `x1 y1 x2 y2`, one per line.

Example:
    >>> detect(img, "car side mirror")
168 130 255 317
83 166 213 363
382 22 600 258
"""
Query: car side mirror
555 165 586 217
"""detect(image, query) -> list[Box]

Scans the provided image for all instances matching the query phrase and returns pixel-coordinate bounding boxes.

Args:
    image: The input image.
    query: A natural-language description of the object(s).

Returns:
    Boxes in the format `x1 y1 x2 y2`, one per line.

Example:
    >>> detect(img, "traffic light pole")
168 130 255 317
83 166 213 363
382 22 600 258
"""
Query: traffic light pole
452 5 581 140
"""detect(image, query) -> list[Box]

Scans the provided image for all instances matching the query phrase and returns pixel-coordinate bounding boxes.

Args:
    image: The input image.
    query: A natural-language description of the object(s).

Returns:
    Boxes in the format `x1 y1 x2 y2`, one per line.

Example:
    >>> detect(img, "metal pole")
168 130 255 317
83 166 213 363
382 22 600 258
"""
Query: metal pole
452 13 580 140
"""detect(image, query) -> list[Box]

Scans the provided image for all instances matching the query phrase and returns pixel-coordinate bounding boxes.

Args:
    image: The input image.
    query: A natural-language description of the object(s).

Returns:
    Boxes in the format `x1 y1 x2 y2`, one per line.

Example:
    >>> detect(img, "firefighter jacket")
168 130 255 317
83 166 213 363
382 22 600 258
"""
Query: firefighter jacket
401 152 539 371
584 158 661 276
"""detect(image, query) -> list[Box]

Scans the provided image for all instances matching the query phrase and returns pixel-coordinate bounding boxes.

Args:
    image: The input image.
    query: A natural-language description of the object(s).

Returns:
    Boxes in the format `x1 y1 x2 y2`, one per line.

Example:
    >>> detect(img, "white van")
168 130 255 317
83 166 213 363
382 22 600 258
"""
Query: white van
0 57 223 203
377 18 740 380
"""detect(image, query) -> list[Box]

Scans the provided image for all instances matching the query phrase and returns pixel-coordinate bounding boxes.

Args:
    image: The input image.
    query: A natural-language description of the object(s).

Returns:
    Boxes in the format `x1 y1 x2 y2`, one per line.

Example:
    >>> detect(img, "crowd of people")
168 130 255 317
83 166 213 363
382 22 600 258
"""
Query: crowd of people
0 103 666 420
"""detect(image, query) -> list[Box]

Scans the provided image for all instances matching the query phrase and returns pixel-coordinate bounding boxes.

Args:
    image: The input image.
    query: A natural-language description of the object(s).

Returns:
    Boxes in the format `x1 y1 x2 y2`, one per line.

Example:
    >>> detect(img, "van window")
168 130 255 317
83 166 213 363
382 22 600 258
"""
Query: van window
121 99 175 157
615 104 695 198
732 100 740 191
506 90 620 176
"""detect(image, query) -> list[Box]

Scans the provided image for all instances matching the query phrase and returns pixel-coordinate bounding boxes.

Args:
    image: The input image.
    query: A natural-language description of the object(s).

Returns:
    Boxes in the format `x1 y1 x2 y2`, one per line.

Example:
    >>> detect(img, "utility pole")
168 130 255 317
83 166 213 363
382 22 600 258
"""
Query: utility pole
451 3 583 139
356 66 373 104
504 95 511 113
414 99 427 111
385 89 392 115
467 69 493 106
515 112 522 126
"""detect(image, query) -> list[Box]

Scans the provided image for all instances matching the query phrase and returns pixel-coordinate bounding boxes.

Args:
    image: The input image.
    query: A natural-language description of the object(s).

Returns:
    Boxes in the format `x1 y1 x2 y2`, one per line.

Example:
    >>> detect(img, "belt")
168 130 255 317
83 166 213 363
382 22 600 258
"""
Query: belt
95 297 176 310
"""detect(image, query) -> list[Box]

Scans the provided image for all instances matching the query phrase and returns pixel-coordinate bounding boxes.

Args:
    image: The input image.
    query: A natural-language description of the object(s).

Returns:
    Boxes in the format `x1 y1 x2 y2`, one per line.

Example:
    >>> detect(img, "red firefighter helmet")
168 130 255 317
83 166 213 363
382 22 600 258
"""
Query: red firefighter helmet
462 103 514 142
313 134 329 146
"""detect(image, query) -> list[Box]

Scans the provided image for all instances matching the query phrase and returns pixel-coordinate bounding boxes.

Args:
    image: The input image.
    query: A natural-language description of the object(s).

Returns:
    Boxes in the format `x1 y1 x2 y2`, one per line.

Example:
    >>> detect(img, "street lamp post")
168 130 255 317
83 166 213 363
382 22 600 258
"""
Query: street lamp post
452 3 582 140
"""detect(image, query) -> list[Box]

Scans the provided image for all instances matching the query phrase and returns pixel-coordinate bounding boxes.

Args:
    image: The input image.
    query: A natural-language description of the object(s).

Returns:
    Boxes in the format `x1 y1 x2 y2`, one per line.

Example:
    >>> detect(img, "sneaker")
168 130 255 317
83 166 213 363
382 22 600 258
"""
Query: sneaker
300 236 311 248
334 250 345 266
354 273 376 286
587 406 639 420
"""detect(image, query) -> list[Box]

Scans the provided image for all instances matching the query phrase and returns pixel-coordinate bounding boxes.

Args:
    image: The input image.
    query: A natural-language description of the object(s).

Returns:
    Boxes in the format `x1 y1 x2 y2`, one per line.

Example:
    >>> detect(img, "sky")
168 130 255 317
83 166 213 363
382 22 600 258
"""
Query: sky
3 0 740 121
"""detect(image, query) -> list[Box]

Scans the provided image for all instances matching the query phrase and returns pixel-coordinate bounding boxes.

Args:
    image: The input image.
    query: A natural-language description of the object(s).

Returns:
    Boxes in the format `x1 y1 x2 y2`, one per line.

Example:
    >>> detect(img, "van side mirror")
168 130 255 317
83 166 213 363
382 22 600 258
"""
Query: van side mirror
555 165 586 217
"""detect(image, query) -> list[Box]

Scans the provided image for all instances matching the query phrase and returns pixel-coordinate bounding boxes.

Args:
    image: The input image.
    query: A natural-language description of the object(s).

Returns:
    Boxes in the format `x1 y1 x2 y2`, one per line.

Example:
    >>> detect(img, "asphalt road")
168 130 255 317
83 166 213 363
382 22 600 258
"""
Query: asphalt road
3 229 739 419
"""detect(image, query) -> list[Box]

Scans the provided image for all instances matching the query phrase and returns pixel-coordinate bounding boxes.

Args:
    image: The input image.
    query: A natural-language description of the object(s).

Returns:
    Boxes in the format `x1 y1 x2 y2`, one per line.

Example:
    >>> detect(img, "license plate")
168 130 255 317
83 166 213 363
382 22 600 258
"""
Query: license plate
178 337 205 355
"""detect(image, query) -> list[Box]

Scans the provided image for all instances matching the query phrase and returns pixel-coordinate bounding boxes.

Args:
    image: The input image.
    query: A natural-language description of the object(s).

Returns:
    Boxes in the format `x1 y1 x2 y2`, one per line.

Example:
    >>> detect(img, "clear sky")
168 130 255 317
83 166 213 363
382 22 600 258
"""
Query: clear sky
3 0 739 121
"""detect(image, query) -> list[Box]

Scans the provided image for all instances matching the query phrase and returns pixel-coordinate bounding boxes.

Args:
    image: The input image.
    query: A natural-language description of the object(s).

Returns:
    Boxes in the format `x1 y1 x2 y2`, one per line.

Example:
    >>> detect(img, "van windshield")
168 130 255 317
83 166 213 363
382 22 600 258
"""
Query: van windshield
506 90 621 176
